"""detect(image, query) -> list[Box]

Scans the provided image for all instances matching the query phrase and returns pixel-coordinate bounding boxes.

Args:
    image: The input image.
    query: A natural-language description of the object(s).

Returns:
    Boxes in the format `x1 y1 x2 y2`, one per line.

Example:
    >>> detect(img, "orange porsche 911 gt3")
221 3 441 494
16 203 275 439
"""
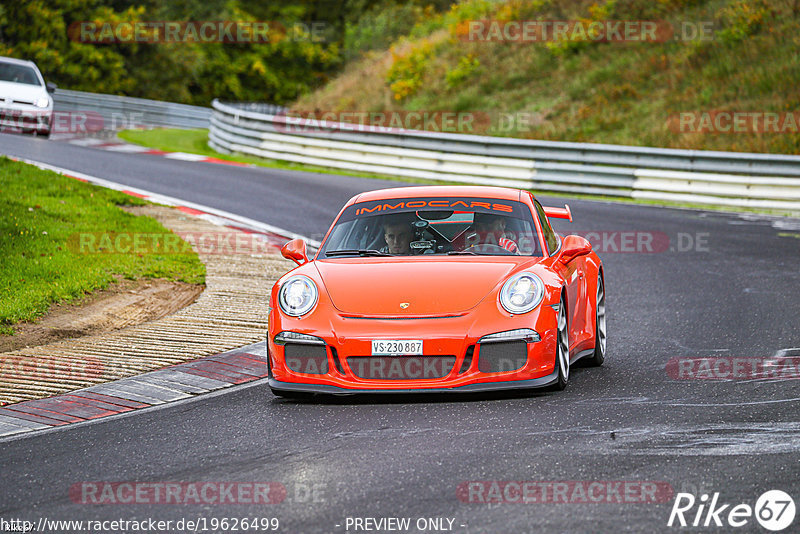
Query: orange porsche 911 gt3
267 185 605 396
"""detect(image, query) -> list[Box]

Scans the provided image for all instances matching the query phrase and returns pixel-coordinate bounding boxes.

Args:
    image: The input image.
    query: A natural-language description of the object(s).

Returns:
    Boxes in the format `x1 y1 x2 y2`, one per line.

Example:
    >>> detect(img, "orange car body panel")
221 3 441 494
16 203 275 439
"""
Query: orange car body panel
268 186 602 393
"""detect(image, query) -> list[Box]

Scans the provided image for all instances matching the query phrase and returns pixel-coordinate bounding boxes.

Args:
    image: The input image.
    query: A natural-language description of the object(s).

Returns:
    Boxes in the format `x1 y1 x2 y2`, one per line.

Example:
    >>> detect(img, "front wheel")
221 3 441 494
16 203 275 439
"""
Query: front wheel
585 273 606 367
553 294 570 390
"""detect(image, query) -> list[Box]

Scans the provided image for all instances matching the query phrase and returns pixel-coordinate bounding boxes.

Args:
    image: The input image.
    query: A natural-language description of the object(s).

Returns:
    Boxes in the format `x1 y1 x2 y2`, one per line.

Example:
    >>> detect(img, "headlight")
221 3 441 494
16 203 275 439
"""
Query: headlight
278 275 318 317
34 97 50 108
499 272 545 314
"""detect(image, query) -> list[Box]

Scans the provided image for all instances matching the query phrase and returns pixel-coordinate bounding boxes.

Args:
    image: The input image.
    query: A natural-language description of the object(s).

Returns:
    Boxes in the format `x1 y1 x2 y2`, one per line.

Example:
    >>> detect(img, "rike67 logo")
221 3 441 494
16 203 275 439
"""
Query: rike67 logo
668 490 795 531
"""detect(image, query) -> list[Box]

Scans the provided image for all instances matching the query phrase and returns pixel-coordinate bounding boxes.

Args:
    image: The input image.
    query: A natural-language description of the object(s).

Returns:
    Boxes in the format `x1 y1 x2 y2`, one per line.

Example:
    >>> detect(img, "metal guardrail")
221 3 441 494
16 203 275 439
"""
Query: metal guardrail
210 100 800 211
53 89 211 131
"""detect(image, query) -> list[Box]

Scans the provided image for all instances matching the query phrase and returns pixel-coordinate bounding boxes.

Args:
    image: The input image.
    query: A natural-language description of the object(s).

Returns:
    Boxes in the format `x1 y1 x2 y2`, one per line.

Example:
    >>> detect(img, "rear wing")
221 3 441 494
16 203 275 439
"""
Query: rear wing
543 204 572 222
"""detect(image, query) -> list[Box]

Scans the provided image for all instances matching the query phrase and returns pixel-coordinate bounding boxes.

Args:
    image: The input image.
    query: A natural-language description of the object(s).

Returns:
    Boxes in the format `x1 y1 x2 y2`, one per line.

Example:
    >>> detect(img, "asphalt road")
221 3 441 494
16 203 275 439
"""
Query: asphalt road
2 132 800 533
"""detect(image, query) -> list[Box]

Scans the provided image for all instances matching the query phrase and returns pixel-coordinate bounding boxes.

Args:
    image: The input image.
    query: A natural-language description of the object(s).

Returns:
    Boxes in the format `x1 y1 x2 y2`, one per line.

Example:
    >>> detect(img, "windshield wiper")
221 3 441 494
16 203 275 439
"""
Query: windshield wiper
325 249 392 257
447 250 478 255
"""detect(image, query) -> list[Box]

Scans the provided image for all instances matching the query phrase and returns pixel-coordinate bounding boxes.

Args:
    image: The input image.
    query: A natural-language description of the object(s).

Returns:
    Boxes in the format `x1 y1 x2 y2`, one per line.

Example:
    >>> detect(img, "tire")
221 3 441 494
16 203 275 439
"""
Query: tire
585 273 606 367
553 293 570 390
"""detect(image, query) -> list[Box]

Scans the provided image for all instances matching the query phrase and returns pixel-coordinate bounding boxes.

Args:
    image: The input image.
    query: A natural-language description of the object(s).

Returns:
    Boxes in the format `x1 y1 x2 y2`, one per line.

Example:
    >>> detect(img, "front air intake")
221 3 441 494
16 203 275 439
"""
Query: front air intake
284 344 329 375
477 341 528 373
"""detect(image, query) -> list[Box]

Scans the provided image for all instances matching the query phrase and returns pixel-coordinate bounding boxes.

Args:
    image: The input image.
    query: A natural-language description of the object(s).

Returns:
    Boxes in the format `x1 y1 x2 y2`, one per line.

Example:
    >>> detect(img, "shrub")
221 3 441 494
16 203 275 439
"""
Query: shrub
344 3 426 59
717 0 773 44
445 54 481 88
386 41 434 100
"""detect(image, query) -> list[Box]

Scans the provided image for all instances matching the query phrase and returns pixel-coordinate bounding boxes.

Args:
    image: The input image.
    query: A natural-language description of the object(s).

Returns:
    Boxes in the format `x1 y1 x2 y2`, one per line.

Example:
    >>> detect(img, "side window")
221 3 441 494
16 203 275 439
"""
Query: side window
534 201 559 255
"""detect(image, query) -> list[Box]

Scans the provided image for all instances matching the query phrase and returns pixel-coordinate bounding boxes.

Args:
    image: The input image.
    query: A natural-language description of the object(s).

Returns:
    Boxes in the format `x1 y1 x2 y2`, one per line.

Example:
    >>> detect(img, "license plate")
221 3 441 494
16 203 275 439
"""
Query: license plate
371 340 423 356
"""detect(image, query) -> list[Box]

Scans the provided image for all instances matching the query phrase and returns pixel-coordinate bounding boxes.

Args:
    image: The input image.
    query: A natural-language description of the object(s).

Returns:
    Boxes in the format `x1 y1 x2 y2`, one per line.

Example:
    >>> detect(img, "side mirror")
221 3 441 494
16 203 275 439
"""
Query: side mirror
46 82 57 94
281 238 309 266
559 235 592 264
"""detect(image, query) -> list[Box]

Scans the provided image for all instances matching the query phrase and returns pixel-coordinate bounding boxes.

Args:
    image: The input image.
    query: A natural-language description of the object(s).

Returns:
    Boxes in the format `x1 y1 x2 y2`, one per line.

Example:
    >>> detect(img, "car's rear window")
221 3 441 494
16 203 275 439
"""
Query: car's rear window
0 62 41 86
321 197 542 257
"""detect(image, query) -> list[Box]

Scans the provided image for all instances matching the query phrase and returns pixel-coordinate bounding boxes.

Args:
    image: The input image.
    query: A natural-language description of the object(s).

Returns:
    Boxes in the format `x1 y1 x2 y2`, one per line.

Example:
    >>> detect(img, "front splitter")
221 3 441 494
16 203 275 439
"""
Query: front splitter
268 371 559 395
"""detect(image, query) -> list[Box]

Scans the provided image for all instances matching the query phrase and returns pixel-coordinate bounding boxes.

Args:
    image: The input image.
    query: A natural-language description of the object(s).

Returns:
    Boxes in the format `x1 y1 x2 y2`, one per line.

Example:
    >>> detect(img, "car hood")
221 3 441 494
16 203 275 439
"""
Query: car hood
314 258 527 315
0 81 47 103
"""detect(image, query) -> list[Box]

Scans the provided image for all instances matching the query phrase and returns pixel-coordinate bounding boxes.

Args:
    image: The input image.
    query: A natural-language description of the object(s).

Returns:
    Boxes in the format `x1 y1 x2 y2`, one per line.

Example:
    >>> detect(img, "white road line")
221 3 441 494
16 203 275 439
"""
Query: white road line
103 143 152 152
66 137 108 146
163 152 208 161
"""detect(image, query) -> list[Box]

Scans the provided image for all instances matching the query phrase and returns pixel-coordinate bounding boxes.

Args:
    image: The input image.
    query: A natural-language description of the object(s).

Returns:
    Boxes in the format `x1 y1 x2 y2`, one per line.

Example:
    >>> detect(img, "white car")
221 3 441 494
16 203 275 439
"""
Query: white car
0 56 56 137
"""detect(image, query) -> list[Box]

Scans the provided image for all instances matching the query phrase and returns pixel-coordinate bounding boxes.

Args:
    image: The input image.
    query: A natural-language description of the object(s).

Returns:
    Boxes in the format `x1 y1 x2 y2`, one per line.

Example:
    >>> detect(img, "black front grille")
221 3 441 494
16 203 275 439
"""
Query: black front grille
284 344 329 374
478 341 528 373
346 356 456 380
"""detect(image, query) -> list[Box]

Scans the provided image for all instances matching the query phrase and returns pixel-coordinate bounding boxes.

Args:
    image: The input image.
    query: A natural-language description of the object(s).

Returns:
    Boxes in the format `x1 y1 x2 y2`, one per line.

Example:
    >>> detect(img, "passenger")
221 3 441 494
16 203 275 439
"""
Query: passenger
469 213 519 253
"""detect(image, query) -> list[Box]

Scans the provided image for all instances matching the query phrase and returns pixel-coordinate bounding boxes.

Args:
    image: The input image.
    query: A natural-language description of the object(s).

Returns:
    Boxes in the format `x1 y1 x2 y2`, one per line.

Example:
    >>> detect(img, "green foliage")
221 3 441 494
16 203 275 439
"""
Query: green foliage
0 1 469 105
297 0 800 155
344 3 426 58
717 0 774 44
0 1 137 95
0 0 343 105
446 0 498 23
445 54 480 88
386 41 434 101
545 0 617 56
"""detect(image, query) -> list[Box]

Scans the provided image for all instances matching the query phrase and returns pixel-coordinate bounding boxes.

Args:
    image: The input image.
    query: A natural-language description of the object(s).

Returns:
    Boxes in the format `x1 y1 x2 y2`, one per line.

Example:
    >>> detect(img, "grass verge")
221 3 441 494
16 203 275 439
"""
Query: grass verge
0 157 205 335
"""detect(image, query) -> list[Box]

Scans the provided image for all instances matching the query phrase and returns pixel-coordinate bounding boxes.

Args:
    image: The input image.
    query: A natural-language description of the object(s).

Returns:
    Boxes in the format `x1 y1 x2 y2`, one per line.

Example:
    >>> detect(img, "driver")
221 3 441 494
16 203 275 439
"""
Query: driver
381 214 415 254
468 213 519 253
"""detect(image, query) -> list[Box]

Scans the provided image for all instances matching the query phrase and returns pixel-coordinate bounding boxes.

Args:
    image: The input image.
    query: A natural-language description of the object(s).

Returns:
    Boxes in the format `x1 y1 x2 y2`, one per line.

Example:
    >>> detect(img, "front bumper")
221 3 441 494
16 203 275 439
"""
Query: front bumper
267 307 559 393
0 106 52 133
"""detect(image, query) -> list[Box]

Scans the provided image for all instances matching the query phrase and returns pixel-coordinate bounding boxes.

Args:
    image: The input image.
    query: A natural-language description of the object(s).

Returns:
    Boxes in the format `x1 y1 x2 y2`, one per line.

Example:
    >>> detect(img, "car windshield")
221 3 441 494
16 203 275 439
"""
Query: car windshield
0 62 41 86
320 197 542 257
